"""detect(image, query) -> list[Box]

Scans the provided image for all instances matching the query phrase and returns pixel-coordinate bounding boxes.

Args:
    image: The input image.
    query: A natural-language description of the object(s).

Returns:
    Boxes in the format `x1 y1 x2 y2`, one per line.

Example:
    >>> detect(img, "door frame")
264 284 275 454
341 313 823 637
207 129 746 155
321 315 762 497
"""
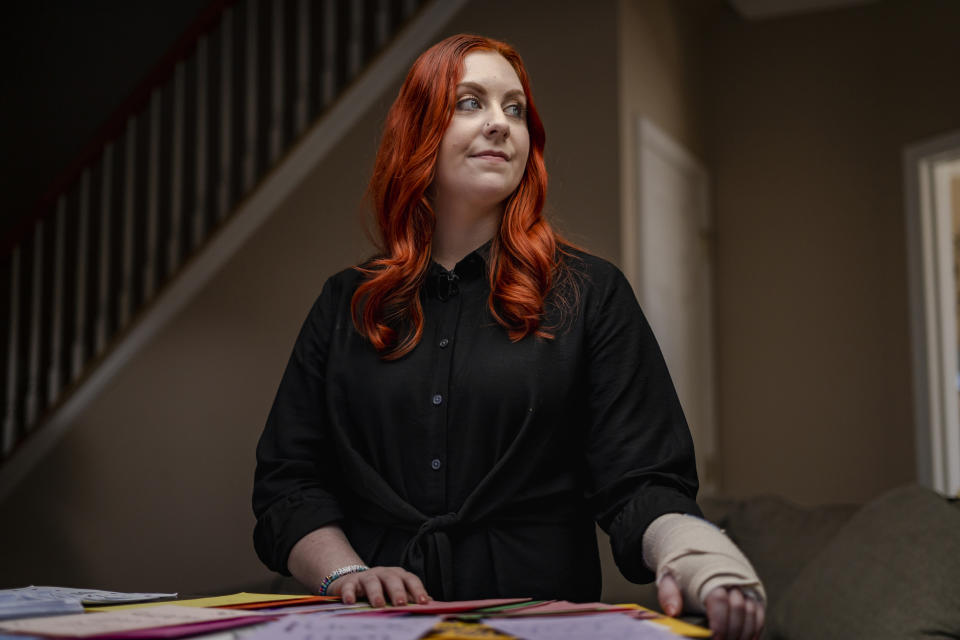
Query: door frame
904 129 960 496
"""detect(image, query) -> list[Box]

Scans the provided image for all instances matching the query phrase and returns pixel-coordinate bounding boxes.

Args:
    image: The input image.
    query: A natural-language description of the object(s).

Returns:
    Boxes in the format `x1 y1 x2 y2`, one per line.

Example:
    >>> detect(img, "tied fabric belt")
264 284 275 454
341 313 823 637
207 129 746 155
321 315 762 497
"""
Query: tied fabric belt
399 512 461 600
356 503 582 600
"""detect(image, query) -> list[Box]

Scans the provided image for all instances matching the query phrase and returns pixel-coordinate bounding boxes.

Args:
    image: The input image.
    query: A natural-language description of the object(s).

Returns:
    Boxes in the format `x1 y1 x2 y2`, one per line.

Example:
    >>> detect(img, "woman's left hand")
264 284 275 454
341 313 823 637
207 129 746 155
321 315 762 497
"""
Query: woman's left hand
657 573 765 640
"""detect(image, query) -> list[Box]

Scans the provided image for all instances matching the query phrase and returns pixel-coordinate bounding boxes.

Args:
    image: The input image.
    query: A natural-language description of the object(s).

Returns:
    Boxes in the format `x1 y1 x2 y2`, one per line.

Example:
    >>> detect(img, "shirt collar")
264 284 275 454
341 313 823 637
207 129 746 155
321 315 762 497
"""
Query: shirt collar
426 240 491 300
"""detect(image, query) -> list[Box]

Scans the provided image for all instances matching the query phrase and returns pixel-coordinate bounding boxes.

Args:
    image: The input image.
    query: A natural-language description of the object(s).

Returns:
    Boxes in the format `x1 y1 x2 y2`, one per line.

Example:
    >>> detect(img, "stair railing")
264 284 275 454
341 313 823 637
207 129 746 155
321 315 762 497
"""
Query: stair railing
0 0 429 465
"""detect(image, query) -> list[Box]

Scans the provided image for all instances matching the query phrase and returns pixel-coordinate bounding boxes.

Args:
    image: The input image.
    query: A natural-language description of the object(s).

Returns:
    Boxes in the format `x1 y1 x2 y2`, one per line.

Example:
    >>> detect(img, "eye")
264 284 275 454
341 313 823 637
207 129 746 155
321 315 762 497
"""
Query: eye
456 96 481 111
504 103 526 118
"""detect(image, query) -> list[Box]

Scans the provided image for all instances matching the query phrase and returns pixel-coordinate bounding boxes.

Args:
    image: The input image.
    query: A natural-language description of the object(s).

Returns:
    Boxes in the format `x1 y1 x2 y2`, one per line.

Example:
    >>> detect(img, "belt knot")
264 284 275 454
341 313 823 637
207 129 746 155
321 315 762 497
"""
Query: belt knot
401 511 461 600
417 512 459 536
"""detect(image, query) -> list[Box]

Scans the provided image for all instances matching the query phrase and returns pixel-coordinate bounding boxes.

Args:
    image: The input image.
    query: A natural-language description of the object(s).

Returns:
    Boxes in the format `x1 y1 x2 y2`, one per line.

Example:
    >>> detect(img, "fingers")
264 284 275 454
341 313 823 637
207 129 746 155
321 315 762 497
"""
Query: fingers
358 572 387 607
337 577 358 605
725 588 745 639
705 589 729 639
704 587 765 640
658 573 764 640
402 572 432 605
379 571 410 606
755 596 766 637
656 573 683 617
329 567 432 608
741 596 757 640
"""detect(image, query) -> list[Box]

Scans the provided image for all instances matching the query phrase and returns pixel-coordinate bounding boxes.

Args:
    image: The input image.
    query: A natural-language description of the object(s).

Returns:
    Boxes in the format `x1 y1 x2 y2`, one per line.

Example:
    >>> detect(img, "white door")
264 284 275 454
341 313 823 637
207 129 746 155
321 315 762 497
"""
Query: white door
625 118 717 494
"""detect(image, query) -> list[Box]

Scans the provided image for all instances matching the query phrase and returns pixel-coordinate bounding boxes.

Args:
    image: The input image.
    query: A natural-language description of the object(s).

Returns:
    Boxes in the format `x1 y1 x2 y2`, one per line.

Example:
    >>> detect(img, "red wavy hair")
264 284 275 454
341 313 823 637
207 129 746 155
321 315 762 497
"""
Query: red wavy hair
352 34 565 359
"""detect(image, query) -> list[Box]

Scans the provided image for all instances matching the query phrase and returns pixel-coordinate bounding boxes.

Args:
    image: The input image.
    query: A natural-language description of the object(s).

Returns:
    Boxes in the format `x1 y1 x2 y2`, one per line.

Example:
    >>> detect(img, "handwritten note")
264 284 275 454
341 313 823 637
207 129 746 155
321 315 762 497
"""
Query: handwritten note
2 587 177 605
1 587 180 620
0 604 259 637
0 594 82 621
238 613 443 640
486 613 679 640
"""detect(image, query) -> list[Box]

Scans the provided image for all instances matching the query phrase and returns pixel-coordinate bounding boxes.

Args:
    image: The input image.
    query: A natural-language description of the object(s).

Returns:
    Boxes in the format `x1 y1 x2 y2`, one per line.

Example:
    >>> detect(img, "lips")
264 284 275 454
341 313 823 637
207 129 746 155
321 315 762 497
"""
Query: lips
471 150 509 161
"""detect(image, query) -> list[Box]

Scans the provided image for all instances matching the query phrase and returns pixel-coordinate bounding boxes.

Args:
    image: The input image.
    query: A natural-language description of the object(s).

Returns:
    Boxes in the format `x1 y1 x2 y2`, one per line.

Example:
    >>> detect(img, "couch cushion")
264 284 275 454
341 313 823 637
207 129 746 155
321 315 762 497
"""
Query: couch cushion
700 495 858 609
768 484 960 640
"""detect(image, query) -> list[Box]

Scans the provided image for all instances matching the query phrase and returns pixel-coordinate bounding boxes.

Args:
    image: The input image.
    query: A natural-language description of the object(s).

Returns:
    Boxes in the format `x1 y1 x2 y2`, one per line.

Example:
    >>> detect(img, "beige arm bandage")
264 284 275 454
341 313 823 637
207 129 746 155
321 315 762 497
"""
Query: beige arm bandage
641 513 766 613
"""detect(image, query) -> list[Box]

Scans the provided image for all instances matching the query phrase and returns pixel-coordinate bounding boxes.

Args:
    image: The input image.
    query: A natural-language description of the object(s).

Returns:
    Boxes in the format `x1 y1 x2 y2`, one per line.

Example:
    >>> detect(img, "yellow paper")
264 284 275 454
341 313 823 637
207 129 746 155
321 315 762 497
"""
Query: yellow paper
86 592 307 611
615 604 713 638
0 604 258 637
426 619 515 638
646 617 713 638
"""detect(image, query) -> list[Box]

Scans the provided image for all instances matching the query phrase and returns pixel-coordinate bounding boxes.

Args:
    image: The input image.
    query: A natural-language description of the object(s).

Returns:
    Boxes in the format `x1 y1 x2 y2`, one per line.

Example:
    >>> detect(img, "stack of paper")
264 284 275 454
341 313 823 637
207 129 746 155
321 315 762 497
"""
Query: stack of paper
0 590 713 640
0 587 176 621
0 605 262 639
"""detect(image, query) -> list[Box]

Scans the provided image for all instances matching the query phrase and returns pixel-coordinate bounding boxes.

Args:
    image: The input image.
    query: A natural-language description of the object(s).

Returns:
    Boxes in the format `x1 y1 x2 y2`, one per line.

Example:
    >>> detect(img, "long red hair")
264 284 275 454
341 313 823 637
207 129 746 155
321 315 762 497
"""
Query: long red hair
352 34 565 359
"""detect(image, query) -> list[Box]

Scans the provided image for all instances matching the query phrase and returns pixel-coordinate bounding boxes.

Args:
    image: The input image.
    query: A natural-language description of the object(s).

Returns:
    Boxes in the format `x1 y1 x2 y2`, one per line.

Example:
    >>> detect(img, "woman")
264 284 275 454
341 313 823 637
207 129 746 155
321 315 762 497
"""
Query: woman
253 34 765 639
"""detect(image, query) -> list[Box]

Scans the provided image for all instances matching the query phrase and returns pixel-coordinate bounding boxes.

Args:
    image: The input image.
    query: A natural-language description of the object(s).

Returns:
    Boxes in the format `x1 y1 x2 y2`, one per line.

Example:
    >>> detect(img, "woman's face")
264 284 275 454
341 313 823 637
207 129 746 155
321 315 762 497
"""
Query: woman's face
432 51 531 210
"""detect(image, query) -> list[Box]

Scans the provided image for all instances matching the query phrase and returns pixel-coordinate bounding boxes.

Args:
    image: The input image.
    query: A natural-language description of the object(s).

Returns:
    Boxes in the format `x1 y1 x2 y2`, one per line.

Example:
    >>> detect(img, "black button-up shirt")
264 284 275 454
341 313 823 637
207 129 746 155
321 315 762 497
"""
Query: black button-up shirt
253 245 701 601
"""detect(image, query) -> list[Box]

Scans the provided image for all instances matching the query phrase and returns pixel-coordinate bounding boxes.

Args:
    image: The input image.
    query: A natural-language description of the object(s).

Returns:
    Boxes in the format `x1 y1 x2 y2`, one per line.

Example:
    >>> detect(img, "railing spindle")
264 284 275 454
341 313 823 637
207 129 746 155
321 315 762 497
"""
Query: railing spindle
376 0 390 49
47 199 67 401
96 144 113 354
243 0 259 192
72 171 90 381
348 0 363 79
322 0 336 108
193 36 209 249
3 247 21 455
169 62 186 275
270 0 285 163
218 8 234 222
143 91 161 302
120 117 137 328
295 0 310 134
46 202 65 407
23 220 45 429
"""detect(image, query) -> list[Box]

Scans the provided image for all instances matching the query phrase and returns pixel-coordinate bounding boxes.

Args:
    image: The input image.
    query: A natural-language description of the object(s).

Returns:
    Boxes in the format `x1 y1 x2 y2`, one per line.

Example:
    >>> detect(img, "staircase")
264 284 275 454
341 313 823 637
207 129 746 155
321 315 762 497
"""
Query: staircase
0 0 468 500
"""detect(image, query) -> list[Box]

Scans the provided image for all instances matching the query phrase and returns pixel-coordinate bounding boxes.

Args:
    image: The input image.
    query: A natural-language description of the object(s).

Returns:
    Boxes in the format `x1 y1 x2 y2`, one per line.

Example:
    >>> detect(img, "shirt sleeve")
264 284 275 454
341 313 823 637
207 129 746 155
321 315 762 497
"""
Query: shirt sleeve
582 262 702 584
252 278 346 575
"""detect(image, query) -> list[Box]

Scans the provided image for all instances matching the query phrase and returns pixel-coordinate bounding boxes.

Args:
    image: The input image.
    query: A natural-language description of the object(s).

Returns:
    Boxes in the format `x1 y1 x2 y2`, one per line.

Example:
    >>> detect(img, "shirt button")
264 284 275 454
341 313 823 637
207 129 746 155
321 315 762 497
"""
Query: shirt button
432 394 443 405
431 458 442 470
439 338 450 348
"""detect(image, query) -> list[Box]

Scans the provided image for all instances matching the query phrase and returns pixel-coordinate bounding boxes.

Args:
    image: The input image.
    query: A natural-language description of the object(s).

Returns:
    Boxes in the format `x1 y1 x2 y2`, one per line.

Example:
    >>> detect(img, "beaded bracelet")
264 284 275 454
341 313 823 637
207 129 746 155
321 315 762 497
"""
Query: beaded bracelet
317 564 368 596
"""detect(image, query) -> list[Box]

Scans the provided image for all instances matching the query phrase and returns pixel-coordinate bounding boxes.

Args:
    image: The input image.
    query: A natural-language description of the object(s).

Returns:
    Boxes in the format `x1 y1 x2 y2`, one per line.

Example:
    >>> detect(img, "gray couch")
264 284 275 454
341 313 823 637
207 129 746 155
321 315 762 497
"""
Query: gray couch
697 484 960 639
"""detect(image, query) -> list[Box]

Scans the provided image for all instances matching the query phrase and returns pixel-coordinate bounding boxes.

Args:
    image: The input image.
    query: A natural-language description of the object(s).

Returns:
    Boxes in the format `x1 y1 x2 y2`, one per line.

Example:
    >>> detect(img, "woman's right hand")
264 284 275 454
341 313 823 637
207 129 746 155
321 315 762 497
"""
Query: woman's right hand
326 566 432 607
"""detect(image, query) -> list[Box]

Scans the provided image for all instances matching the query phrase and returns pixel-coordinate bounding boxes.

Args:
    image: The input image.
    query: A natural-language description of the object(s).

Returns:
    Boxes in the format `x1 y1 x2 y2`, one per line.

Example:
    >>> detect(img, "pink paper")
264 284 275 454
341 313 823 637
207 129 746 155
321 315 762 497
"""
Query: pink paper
341 598 530 616
494 601 634 616
90 616 268 639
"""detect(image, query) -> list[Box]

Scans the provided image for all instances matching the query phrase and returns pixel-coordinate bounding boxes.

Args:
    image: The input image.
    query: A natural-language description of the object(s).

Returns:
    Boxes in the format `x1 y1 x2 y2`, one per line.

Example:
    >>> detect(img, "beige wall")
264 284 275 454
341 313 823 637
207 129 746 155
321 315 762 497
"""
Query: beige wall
440 0 622 259
707 1 960 505
0 1 620 594
5 0 958 600
618 0 708 167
